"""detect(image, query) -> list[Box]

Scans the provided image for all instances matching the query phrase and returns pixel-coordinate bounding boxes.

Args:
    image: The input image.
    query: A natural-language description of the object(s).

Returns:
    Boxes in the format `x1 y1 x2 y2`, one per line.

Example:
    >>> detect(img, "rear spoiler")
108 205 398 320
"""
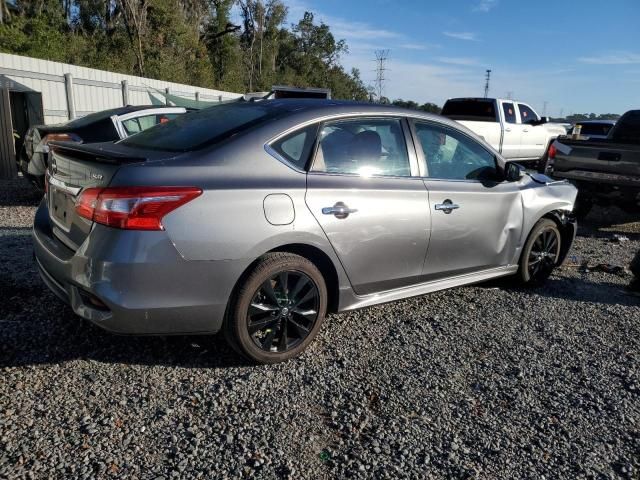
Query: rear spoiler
49 141 148 165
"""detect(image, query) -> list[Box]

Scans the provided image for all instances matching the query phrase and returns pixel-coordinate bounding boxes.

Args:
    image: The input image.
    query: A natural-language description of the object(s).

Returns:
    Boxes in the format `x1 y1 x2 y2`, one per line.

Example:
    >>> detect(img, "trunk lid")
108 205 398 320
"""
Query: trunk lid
47 142 147 251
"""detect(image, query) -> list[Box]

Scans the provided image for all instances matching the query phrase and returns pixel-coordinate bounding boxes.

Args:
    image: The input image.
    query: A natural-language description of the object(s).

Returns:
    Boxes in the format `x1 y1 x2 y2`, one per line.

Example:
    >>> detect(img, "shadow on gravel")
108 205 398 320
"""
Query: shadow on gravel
504 277 639 307
0 181 42 207
0 229 252 369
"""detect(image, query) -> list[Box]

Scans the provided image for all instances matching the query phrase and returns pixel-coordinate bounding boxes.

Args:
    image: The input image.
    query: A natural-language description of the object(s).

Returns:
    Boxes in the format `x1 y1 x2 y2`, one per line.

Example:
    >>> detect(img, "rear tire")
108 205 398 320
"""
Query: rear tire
224 253 327 364
517 219 562 286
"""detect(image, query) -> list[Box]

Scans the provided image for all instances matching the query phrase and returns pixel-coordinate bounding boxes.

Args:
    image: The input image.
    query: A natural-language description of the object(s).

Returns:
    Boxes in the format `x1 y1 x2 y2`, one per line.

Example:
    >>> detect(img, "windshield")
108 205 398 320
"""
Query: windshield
441 100 497 122
121 101 281 152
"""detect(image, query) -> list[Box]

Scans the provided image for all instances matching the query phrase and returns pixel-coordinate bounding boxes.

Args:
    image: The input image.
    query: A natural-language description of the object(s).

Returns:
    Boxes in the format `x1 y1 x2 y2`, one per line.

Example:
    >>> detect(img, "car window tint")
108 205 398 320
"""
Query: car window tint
502 102 517 124
270 124 317 170
122 118 142 135
136 114 158 131
121 102 283 152
517 104 538 124
414 122 498 181
312 118 410 177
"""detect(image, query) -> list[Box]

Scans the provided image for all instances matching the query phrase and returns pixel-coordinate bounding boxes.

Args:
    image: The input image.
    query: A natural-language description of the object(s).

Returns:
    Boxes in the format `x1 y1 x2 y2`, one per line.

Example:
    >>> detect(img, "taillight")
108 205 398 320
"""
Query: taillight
75 186 202 231
548 144 557 160
42 133 82 146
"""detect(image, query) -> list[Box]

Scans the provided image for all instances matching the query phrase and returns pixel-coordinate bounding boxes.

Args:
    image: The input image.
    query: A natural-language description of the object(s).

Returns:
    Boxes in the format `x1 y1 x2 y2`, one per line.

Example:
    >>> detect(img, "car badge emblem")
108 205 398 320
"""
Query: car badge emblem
91 173 104 180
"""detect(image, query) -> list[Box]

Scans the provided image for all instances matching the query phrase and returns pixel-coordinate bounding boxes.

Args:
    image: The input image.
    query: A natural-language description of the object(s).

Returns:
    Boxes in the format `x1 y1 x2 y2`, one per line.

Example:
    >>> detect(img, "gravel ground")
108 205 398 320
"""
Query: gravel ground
1 176 639 479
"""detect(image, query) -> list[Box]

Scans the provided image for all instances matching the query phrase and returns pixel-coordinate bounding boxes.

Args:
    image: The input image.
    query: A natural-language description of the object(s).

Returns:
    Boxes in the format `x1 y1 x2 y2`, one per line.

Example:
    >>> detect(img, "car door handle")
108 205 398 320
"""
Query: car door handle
505 127 512 132
322 202 357 219
434 200 460 214
597 152 621 161
523 128 529 133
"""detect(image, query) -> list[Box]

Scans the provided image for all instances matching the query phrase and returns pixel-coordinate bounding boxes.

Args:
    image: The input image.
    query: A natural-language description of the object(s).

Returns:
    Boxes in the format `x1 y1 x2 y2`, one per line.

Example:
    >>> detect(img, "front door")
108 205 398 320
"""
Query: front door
305 117 431 295
517 103 547 159
412 119 523 279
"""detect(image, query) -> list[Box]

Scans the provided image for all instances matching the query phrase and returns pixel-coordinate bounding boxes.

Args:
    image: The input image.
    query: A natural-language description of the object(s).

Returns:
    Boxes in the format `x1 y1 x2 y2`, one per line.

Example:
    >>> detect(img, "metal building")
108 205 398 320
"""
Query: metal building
0 53 240 179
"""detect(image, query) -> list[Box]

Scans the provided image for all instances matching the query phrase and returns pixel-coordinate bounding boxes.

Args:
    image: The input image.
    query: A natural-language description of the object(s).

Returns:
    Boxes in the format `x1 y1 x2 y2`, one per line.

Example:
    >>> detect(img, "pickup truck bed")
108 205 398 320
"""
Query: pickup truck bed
550 111 640 217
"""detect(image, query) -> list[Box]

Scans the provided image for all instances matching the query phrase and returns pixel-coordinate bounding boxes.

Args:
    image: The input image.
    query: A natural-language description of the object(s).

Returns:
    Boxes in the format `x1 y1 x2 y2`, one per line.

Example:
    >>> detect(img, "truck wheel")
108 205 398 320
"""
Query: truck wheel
517 219 561 286
536 142 553 173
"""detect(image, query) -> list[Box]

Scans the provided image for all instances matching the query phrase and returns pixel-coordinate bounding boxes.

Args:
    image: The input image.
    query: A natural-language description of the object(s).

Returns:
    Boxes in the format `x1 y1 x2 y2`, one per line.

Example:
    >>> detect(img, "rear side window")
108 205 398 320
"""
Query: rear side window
517 104 539 124
121 103 279 152
270 124 318 170
611 111 640 144
312 118 411 177
441 100 497 122
579 123 614 136
502 102 517 124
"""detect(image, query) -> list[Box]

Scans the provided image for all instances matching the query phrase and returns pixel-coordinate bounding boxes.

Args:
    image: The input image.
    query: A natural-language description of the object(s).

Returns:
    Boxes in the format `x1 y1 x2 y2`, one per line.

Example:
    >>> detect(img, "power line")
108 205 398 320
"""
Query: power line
483 69 491 98
374 50 389 101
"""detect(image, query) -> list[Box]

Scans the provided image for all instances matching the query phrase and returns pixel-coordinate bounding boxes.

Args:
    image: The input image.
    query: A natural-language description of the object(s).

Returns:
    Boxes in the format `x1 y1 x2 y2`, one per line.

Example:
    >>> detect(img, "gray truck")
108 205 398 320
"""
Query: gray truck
549 109 640 218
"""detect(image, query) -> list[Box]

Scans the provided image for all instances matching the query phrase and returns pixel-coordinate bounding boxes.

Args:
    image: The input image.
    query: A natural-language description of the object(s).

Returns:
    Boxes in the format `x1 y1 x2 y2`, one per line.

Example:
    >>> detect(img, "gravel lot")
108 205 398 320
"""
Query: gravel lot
1 176 639 479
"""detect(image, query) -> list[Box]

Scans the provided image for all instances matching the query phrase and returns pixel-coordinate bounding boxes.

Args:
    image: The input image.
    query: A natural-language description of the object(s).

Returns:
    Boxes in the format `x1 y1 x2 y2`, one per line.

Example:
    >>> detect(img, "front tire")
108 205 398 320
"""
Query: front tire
517 219 562 286
224 253 327 364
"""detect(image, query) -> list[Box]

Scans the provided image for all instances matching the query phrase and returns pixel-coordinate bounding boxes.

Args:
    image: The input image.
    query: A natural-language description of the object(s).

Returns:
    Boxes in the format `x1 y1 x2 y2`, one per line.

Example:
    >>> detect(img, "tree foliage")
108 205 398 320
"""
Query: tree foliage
0 0 370 100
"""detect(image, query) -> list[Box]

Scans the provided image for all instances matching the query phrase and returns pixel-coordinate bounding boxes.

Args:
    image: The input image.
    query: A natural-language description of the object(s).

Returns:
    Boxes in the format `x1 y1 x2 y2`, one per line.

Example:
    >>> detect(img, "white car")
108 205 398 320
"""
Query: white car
442 98 566 169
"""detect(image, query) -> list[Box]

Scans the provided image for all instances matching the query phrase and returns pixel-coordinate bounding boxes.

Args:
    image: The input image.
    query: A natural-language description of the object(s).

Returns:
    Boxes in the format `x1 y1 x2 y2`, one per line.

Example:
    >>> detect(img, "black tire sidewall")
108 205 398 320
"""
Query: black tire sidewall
229 253 327 364
518 219 561 285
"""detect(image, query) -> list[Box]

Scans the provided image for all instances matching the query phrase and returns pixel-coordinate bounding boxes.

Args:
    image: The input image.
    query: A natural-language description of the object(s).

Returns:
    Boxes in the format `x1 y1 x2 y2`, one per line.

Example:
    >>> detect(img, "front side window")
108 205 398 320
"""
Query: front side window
517 104 539 124
414 122 498 181
311 118 410 177
502 102 517 124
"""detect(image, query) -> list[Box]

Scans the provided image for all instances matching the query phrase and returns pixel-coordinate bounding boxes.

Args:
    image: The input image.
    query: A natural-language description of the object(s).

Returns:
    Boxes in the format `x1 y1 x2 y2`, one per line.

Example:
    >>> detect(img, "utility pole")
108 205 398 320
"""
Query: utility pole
542 101 548 116
483 69 491 98
374 50 389 102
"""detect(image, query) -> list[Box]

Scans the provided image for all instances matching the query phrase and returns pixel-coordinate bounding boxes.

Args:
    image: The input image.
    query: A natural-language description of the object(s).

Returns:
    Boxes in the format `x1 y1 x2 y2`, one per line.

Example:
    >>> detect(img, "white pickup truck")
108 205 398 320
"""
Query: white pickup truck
442 97 567 169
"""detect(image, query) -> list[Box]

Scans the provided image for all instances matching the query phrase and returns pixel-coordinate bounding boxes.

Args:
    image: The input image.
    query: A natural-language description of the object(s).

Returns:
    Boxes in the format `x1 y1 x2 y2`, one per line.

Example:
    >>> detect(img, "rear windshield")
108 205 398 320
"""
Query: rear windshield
610 111 640 144
578 123 615 137
441 100 497 122
121 102 280 152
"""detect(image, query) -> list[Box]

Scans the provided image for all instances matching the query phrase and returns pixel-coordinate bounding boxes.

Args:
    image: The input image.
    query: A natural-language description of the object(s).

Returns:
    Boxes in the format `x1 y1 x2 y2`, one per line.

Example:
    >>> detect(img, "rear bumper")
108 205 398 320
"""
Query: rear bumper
32 200 247 335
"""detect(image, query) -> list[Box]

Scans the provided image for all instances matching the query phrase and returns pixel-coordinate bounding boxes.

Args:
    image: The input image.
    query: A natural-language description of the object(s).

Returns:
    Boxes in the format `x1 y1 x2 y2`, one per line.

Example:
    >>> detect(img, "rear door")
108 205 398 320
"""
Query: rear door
411 119 523 279
305 116 431 295
499 101 523 159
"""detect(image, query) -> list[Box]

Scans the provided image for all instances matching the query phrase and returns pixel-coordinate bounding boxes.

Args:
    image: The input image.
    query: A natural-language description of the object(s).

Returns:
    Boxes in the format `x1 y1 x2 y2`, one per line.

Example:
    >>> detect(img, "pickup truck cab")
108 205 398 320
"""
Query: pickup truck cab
550 109 640 217
442 98 566 167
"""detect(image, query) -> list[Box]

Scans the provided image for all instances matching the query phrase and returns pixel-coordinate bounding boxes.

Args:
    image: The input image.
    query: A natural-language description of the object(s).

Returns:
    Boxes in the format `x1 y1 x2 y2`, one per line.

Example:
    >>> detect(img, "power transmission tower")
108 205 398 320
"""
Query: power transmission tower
374 50 389 102
506 91 513 100
542 101 548 116
483 69 491 98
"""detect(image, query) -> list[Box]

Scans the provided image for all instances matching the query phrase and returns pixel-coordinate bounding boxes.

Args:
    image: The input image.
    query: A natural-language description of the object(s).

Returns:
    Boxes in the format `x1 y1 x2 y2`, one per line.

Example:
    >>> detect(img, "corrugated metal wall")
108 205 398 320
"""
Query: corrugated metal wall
0 53 241 178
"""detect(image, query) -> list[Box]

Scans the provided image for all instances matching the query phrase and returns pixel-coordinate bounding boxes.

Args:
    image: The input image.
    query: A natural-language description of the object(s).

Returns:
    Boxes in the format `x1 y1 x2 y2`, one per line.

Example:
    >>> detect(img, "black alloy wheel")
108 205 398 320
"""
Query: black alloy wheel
247 270 320 353
225 252 327 364
518 218 562 286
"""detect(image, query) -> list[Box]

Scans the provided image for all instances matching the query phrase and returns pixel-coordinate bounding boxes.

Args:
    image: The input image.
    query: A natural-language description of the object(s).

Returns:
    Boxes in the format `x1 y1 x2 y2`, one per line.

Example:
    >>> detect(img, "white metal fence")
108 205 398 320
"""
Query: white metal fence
0 53 241 178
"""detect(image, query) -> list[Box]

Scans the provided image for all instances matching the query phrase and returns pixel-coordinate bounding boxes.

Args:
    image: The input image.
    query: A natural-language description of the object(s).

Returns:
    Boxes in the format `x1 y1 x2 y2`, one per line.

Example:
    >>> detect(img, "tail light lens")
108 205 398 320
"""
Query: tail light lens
548 144 557 160
42 133 82 147
75 186 202 231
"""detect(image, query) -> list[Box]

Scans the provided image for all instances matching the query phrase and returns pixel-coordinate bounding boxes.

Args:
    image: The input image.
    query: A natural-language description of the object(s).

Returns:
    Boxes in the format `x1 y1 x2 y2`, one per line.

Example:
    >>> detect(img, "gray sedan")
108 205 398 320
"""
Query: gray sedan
33 100 578 363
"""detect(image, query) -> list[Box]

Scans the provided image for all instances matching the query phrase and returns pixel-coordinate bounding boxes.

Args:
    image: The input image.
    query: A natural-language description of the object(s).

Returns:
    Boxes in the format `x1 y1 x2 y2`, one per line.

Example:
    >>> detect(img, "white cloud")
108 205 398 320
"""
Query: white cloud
473 0 499 12
578 52 640 65
324 17 402 40
443 31 479 41
436 56 481 66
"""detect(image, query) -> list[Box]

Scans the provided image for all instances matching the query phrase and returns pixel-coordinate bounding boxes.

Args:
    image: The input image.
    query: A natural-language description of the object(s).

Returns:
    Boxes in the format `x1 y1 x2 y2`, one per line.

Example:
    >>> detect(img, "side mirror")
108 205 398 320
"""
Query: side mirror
504 162 525 182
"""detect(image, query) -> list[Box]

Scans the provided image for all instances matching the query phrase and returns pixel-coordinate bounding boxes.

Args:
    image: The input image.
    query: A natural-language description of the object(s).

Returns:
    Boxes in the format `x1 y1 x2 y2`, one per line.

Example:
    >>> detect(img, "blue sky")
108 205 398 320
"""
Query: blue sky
282 0 640 116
